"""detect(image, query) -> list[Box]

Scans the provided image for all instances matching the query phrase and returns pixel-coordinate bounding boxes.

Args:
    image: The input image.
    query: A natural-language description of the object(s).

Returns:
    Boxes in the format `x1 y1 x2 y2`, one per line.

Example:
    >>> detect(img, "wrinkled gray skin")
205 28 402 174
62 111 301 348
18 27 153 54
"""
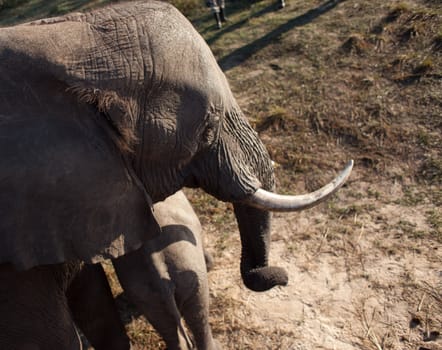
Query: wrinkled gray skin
0 1 350 348
73 191 220 350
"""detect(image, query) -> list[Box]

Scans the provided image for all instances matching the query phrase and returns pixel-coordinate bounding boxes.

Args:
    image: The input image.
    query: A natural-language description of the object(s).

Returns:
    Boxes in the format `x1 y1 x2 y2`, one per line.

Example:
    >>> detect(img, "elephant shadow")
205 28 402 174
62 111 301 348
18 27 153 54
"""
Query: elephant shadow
150 224 198 252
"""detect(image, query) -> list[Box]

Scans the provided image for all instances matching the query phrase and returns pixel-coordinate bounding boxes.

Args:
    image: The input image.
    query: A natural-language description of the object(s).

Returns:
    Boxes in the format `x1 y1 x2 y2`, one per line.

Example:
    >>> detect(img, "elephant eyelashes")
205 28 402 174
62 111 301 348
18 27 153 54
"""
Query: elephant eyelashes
201 117 220 147
202 125 217 145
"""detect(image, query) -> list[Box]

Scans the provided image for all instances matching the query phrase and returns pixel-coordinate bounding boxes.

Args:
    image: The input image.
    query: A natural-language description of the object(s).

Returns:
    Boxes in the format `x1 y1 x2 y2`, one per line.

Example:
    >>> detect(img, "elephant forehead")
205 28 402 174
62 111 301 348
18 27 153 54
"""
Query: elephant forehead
124 2 232 104
5 1 234 116
84 2 227 87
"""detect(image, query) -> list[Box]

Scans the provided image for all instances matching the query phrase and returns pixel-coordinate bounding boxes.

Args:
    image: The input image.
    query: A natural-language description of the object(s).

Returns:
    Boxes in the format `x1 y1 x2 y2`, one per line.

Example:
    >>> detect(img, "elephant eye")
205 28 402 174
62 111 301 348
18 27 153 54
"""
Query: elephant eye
202 125 216 145
201 114 220 147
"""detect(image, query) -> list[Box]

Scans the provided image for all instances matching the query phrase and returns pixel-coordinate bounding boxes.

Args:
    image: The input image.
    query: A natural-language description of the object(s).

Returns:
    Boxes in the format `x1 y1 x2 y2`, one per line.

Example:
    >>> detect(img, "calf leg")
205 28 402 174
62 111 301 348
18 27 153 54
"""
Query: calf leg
179 269 221 350
113 248 193 350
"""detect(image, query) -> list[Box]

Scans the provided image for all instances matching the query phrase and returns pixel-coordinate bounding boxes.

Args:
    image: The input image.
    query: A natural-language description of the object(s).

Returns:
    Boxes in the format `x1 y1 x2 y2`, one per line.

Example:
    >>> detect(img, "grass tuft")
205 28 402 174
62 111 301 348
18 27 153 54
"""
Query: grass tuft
432 32 442 52
417 157 442 185
426 209 442 242
255 107 294 133
413 57 434 75
340 34 371 55
384 3 411 23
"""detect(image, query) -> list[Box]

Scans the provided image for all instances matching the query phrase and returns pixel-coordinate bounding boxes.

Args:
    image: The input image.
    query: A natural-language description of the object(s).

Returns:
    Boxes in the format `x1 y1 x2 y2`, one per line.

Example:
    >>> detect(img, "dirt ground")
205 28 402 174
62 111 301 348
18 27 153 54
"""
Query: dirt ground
191 179 441 350
117 171 442 350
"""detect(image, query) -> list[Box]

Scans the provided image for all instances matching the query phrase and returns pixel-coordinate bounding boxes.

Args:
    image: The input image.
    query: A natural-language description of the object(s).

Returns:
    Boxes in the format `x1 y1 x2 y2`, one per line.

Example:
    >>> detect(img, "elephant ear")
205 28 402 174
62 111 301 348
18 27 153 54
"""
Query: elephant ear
0 17 161 270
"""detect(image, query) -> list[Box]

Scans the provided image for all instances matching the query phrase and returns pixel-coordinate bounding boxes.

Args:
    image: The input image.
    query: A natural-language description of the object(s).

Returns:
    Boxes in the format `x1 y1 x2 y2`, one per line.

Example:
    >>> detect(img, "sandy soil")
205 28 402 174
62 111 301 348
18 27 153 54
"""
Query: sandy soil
198 171 442 349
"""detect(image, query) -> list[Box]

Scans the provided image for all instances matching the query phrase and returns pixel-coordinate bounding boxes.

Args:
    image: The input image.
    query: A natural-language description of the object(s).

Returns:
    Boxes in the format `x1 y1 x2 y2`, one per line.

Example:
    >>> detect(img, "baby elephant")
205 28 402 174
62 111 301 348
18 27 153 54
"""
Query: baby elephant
69 191 220 350
114 190 220 350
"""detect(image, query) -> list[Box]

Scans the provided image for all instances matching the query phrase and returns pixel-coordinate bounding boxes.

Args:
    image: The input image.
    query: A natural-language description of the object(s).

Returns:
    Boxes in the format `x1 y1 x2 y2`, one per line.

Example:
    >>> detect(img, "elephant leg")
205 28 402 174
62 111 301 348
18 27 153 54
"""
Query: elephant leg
67 263 131 350
179 273 221 350
113 249 193 350
137 288 192 350
0 263 81 350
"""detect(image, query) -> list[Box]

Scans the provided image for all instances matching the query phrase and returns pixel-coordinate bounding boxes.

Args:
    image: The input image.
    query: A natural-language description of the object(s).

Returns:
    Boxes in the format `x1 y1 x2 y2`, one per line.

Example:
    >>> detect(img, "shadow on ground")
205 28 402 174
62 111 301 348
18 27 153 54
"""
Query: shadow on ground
217 0 346 71
202 2 279 39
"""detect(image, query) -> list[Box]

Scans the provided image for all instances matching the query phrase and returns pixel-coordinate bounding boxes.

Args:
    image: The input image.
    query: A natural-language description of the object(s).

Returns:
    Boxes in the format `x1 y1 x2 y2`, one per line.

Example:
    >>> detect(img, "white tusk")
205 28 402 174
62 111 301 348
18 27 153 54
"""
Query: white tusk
244 160 354 212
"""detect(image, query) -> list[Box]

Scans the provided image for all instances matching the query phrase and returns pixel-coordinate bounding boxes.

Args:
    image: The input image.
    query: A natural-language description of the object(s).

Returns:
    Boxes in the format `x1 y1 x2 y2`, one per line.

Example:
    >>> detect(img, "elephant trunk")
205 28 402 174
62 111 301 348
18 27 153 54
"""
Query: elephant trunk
231 160 353 292
233 203 288 292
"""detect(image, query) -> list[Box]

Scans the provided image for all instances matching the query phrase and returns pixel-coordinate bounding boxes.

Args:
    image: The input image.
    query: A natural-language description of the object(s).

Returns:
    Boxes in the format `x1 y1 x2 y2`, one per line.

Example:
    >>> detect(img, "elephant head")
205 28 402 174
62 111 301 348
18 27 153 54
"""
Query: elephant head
0 1 352 290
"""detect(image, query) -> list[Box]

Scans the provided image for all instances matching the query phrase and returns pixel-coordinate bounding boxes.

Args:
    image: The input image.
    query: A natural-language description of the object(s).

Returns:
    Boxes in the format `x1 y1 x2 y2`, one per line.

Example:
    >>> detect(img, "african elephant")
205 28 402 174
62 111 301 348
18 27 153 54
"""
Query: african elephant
70 191 220 350
0 1 352 348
